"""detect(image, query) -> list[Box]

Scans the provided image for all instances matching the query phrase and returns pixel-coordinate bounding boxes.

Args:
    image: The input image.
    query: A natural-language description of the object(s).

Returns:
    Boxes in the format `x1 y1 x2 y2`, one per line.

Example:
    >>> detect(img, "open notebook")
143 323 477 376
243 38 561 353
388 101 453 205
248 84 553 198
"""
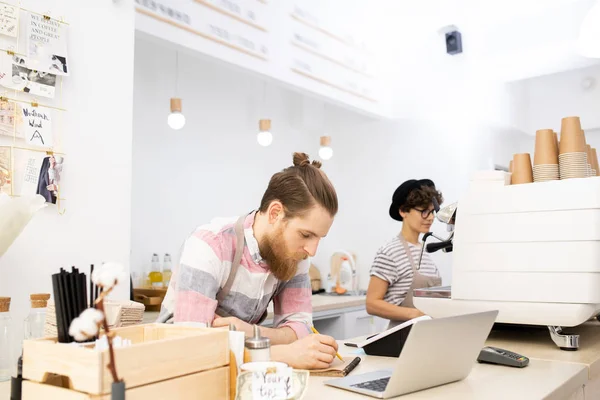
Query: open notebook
309 356 361 377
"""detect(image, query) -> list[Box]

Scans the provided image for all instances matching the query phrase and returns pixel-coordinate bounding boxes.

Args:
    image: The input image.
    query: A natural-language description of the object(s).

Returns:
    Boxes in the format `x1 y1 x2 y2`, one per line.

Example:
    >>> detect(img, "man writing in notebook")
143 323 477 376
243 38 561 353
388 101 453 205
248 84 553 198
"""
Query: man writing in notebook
159 152 339 369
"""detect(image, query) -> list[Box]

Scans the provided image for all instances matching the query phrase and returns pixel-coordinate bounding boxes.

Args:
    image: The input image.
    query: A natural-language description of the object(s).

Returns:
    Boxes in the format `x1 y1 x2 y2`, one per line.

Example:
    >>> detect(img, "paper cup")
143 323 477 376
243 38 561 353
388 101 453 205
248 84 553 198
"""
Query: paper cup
592 148 600 176
512 153 533 185
559 117 586 154
561 116 582 136
533 163 559 182
534 129 559 165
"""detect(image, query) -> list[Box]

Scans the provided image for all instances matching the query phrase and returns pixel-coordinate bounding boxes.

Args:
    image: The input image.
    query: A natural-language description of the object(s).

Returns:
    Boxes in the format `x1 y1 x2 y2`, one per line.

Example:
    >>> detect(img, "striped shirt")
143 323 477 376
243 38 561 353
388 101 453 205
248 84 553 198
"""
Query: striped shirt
159 212 312 339
369 236 440 306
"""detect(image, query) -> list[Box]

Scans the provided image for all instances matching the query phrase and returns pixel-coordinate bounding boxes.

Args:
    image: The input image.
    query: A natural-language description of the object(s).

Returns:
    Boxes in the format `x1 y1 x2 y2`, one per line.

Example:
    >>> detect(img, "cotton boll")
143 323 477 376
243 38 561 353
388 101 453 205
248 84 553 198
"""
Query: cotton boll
69 316 99 342
80 308 104 324
92 262 128 289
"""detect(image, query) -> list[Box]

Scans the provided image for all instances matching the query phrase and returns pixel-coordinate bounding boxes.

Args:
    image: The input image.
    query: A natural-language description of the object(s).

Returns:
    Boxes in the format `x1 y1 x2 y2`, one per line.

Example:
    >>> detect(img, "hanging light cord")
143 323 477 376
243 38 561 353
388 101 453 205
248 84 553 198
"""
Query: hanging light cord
262 80 267 118
175 51 179 98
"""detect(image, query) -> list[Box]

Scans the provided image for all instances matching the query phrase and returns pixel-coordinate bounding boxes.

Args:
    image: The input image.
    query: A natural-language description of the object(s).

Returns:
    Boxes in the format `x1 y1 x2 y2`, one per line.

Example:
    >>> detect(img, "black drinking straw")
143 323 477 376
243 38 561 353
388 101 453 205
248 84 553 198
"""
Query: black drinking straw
51 273 67 343
78 271 87 315
89 264 95 307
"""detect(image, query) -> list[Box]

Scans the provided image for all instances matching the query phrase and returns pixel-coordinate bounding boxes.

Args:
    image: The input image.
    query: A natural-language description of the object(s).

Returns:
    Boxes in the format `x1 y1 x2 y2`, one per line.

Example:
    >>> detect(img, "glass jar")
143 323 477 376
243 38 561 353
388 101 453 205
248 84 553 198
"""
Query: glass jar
0 297 12 382
23 294 50 340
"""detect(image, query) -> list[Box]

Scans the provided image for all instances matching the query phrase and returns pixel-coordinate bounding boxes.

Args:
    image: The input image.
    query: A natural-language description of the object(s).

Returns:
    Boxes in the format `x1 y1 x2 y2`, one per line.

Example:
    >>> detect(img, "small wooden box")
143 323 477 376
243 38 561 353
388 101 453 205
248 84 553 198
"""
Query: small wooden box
133 288 167 312
22 324 230 398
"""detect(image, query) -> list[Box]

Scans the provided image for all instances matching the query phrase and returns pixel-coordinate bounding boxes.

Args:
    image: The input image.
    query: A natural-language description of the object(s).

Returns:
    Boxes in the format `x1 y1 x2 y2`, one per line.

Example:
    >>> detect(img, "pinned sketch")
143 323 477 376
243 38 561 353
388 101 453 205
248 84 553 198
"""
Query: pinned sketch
0 53 57 98
22 105 52 148
0 4 18 37
21 152 42 196
26 13 69 76
0 146 11 195
0 100 24 138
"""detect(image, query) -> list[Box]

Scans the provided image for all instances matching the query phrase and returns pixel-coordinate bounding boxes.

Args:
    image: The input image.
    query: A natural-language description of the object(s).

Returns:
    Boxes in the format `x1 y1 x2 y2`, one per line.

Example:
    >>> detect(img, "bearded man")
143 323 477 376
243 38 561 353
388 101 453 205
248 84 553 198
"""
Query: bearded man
158 152 340 370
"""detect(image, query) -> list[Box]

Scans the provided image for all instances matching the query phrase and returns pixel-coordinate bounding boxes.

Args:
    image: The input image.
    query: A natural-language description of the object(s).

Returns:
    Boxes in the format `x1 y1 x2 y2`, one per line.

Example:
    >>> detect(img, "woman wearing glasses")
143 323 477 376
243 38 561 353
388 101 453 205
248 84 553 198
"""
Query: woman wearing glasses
366 179 444 329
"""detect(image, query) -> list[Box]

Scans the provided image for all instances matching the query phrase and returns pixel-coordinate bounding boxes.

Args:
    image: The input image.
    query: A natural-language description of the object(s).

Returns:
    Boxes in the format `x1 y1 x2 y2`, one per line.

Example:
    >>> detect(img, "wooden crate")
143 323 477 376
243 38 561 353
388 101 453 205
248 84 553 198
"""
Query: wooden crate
22 324 230 397
22 367 229 400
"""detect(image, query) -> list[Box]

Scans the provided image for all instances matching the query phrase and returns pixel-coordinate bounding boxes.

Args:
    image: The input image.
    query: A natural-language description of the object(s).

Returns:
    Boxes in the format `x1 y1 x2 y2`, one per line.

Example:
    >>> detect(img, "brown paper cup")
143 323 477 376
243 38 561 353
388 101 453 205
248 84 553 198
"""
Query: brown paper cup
534 129 559 165
512 153 533 185
561 116 582 136
592 148 600 176
559 129 586 154
587 144 593 176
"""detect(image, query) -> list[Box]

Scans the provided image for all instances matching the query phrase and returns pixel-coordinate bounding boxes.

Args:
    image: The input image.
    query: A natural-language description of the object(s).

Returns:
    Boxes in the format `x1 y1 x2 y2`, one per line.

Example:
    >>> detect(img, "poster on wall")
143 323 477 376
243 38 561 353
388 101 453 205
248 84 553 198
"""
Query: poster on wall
0 146 11 195
22 105 52 148
0 54 57 98
0 100 24 138
26 13 69 76
0 4 19 38
13 148 63 204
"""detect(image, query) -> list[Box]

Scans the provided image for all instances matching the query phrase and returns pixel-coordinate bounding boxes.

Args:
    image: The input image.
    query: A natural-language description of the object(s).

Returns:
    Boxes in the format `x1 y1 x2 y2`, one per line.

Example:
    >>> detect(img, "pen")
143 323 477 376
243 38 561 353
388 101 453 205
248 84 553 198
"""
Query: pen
311 326 344 362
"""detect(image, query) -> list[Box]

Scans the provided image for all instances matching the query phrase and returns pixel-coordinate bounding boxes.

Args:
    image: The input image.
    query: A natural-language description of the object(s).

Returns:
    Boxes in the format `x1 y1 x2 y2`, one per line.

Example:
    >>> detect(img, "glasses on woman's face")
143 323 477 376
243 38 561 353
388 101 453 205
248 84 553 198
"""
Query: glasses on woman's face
414 207 435 219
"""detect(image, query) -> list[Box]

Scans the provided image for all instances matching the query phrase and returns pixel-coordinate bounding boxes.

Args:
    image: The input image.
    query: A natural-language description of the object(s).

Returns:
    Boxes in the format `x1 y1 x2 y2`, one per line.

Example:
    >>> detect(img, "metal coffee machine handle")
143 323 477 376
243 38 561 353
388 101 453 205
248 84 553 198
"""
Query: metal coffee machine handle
416 202 458 266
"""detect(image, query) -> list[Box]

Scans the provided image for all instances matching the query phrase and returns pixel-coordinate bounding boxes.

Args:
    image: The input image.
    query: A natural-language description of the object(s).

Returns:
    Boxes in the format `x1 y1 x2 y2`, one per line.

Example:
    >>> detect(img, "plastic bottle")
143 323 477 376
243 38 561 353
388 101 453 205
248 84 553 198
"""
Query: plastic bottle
23 293 50 340
162 253 172 287
148 253 163 288
0 297 12 382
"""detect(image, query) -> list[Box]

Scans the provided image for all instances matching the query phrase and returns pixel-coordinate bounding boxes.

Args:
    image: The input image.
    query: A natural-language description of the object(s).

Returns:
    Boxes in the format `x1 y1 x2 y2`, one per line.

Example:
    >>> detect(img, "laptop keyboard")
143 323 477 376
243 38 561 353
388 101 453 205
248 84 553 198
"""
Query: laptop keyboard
351 377 390 392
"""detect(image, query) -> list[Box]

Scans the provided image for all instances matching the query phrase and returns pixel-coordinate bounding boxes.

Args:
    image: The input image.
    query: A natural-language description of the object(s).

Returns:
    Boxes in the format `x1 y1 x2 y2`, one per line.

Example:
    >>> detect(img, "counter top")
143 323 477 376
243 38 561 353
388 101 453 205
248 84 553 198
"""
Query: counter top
486 320 600 379
142 293 367 324
305 341 588 400
1 332 588 400
265 293 366 320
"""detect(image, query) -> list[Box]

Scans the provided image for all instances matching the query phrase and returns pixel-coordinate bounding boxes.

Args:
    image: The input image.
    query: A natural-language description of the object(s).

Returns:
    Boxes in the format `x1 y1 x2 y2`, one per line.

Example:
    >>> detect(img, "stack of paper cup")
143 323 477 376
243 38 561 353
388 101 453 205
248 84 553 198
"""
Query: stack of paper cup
558 117 588 179
511 153 533 185
533 129 559 182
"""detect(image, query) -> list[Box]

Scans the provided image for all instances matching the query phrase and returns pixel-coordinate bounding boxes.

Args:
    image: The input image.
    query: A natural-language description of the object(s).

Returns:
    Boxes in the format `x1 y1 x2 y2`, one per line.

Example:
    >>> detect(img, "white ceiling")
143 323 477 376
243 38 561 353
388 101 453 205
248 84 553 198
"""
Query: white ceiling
376 0 600 82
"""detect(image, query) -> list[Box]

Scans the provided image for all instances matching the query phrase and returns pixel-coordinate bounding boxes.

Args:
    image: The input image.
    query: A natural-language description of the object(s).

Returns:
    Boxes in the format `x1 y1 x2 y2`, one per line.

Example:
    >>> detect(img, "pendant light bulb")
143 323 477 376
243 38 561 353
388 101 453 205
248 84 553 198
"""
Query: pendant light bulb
168 98 186 130
319 136 333 160
257 119 273 147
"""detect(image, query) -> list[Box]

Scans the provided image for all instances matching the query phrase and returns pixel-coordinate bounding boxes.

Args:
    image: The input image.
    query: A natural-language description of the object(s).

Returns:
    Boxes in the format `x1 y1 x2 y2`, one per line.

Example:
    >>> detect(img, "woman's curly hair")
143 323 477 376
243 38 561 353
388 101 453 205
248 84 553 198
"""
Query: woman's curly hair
400 186 444 213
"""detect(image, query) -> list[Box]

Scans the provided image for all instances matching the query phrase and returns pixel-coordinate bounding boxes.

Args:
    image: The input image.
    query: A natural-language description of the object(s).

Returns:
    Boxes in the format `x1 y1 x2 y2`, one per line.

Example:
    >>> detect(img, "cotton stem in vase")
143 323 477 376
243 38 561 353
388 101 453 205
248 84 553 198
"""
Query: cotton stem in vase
69 262 128 385
97 288 119 382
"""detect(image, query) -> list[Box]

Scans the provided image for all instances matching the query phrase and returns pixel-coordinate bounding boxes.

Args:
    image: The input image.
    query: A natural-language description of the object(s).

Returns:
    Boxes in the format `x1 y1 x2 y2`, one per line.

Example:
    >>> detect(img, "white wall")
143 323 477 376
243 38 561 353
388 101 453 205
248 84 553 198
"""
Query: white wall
310 117 528 288
131 36 528 290
131 37 324 274
517 64 600 135
0 0 135 336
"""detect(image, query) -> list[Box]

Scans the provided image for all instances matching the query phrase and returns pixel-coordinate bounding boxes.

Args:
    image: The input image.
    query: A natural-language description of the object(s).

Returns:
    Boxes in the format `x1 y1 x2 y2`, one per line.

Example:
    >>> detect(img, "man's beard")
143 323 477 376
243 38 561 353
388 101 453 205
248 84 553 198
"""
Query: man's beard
259 227 306 281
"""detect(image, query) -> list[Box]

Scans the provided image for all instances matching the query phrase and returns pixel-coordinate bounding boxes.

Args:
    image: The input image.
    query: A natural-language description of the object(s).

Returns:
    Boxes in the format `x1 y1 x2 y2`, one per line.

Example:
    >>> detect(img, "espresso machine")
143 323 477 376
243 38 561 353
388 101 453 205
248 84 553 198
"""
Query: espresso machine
414 171 600 350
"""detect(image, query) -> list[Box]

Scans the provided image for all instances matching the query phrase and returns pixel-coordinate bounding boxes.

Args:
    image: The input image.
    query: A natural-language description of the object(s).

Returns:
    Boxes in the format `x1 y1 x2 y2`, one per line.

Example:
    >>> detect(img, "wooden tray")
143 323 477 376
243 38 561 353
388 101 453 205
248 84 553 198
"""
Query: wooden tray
133 288 167 312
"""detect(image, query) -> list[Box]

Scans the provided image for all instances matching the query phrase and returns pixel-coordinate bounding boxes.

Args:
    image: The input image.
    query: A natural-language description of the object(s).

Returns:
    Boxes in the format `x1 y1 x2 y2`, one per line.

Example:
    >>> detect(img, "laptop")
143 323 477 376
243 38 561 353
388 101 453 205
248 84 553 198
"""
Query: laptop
324 310 498 398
